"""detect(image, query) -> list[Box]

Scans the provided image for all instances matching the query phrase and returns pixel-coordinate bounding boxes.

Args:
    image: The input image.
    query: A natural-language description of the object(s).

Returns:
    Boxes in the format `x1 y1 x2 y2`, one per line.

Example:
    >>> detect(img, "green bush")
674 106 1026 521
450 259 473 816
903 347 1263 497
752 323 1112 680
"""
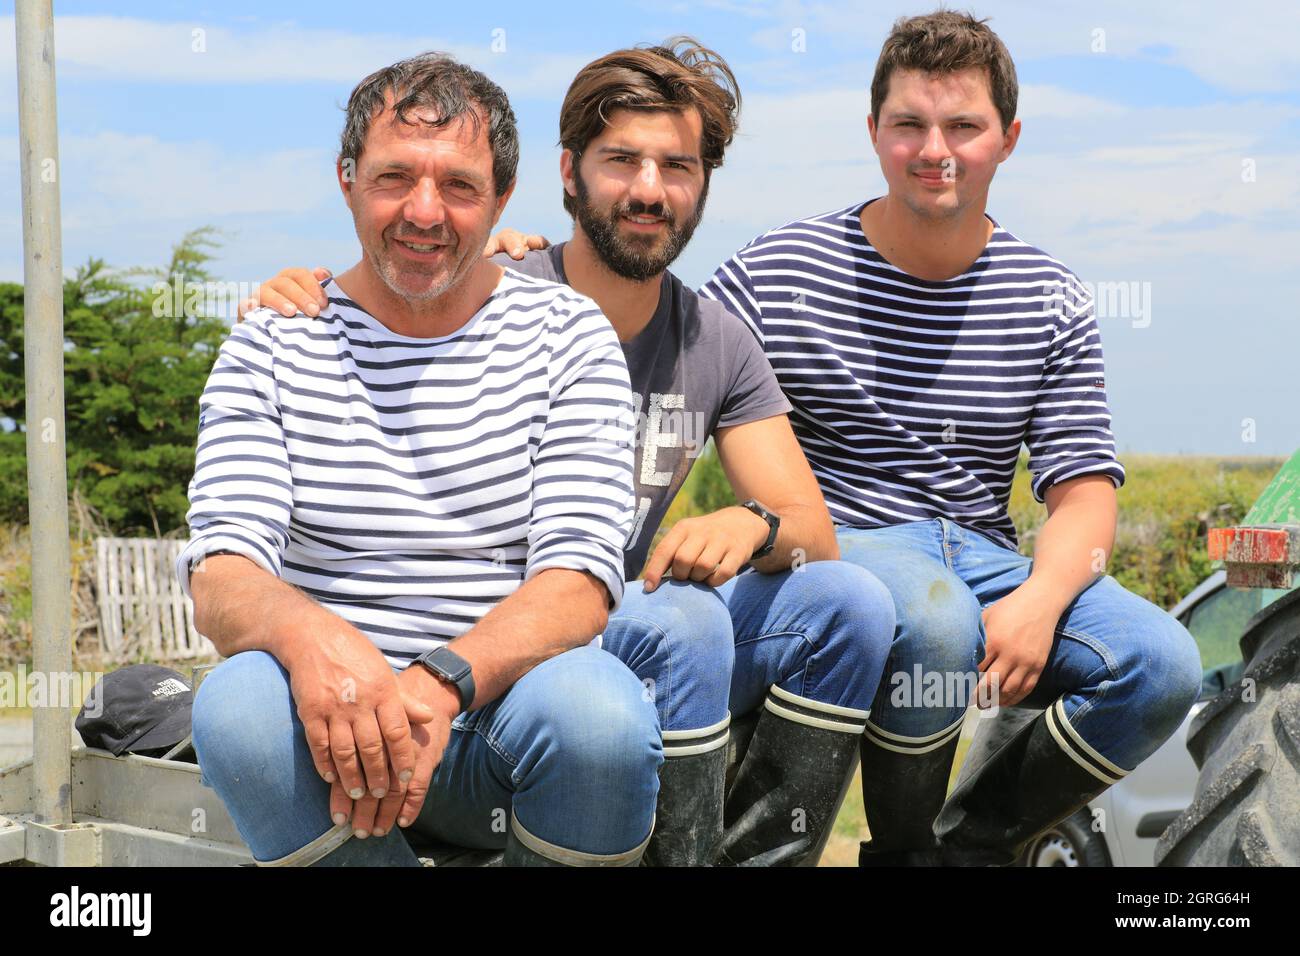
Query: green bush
0 228 229 535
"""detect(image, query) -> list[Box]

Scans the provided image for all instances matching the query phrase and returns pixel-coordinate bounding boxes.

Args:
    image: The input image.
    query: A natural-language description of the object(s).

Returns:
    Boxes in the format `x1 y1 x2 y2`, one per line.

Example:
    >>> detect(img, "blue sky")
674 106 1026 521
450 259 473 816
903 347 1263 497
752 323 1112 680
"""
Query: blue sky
2 0 1298 455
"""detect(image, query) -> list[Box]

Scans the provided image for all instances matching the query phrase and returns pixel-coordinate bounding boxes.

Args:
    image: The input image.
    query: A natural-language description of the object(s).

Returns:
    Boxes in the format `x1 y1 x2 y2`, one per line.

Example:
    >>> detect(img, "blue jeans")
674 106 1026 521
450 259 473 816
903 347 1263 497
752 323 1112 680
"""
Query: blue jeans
836 519 1202 771
191 645 661 865
601 561 895 733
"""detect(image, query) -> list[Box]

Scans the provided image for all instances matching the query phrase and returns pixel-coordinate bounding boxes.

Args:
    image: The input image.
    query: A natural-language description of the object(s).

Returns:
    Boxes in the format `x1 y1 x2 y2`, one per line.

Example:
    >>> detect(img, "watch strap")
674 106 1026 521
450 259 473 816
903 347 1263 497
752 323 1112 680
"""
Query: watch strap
740 499 780 559
414 646 476 714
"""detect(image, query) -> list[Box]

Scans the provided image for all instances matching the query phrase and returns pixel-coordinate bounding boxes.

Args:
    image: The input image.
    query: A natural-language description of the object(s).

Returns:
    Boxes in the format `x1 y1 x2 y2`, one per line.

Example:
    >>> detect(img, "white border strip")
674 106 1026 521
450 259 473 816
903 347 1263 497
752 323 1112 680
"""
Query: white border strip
863 712 966 745
662 734 731 758
765 697 866 734
510 811 652 867
661 712 732 740
1045 702 1123 785
769 684 870 721
861 712 966 755
1052 700 1129 779
257 821 354 867
662 713 732 757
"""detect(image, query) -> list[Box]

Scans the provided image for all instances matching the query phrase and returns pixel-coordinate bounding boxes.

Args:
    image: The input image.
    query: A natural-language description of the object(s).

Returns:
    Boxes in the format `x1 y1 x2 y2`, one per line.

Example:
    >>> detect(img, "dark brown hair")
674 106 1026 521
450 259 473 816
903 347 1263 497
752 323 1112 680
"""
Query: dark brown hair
558 36 741 216
339 52 519 197
870 10 1018 132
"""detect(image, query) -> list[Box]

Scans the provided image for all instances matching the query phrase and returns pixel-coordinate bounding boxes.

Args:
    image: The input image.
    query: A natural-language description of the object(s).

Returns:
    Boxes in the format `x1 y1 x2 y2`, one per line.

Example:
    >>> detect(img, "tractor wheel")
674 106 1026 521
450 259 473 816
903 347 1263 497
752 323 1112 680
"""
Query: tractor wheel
1156 588 1300 866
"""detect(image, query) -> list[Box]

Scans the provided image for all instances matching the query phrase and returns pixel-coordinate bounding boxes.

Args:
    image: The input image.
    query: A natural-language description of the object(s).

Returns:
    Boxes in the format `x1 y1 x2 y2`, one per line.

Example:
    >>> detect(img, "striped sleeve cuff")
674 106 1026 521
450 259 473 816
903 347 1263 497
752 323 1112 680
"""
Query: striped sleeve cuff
525 549 627 612
1030 458 1127 503
175 529 283 600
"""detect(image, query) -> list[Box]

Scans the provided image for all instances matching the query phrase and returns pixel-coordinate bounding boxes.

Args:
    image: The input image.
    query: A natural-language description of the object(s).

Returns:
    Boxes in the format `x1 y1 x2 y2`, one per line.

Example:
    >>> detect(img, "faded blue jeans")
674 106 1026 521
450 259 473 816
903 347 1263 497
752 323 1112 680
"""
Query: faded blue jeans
836 519 1202 772
191 645 661 865
601 561 896 737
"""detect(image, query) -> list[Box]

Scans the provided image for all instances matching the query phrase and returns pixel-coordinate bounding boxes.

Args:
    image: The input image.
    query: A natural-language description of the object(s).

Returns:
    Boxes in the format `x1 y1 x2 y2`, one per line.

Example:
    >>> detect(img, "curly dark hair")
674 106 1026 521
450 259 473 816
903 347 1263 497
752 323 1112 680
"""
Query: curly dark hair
339 52 519 197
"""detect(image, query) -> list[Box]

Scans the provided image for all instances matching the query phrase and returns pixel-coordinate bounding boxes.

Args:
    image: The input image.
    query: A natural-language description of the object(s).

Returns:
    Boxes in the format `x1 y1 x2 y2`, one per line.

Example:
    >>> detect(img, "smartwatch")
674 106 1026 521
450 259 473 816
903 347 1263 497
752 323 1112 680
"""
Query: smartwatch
740 499 780 559
411 646 476 714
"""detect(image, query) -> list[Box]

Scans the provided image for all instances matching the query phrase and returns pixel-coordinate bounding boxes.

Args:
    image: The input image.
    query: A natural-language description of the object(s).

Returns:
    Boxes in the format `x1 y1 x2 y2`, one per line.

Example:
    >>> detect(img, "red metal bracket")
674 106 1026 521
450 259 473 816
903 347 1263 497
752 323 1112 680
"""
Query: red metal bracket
1207 526 1299 588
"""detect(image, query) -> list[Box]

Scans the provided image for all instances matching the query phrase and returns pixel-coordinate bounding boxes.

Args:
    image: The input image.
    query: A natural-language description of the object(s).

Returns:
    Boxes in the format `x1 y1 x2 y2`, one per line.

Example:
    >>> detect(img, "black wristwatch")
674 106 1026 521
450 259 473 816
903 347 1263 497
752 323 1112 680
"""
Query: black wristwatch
411 646 476 714
740 499 781 559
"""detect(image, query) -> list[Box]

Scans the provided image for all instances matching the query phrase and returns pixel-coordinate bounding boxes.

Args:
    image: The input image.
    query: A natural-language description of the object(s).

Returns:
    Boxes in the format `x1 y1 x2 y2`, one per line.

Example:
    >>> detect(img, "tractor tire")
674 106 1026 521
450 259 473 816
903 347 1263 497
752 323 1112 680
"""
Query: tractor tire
1155 587 1300 866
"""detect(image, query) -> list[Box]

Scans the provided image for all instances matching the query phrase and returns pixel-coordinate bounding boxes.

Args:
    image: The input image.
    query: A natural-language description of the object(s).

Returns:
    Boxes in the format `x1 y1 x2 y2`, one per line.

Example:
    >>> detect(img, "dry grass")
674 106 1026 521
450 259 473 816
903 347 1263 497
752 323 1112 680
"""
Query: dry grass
0 491 152 672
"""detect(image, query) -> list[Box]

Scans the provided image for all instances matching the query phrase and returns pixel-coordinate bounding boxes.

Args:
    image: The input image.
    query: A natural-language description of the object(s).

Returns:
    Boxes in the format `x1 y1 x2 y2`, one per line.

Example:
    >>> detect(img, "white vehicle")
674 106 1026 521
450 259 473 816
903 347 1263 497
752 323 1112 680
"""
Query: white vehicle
976 570 1297 866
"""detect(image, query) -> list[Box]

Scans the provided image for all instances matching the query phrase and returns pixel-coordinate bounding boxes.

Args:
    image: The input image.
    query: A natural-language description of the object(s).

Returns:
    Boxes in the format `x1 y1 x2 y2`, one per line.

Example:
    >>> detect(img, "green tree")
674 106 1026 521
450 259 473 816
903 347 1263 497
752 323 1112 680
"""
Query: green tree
686 441 735 514
0 228 231 534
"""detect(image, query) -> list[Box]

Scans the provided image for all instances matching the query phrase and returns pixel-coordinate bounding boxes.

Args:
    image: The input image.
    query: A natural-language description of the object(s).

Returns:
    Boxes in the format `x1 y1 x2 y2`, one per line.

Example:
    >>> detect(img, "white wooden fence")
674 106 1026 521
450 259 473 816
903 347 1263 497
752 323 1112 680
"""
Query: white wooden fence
94 537 215 660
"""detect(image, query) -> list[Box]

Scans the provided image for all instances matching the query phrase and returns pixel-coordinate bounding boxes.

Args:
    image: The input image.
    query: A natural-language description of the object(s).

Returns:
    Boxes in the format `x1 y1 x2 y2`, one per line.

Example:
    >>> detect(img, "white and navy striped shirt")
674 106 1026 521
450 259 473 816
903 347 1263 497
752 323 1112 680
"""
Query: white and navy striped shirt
177 271 636 669
700 200 1125 551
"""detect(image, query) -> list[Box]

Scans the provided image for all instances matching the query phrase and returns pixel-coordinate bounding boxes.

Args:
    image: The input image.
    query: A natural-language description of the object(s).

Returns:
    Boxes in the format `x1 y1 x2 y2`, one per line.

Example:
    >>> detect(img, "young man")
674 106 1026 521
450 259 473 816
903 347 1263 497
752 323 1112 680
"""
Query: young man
253 39 895 866
183 53 661 867
700 11 1203 864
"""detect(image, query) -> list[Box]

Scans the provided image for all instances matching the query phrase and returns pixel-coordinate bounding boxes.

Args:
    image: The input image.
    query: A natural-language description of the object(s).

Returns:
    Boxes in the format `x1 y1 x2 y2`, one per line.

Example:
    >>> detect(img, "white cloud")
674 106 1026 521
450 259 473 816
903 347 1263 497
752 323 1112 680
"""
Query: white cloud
1016 84 1126 120
0 16 591 99
58 131 337 226
721 0 1300 95
691 84 1300 267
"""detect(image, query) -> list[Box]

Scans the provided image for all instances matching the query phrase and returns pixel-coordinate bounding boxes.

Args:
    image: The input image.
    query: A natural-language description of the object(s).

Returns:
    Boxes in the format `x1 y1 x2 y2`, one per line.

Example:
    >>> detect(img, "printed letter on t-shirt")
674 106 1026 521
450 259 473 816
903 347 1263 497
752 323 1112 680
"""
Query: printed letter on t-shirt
626 392 685 557
642 393 684 485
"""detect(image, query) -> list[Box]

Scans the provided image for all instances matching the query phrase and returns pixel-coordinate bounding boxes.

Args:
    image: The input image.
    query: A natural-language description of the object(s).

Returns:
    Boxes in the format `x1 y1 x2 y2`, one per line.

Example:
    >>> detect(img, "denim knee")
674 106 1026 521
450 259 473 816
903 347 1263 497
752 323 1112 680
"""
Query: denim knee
655 580 735 670
530 646 661 780
778 560 896 699
605 580 734 730
886 571 984 678
1112 605 1204 746
612 580 734 672
191 650 297 790
190 650 336 861
788 560 896 640
510 646 660 850
864 567 982 734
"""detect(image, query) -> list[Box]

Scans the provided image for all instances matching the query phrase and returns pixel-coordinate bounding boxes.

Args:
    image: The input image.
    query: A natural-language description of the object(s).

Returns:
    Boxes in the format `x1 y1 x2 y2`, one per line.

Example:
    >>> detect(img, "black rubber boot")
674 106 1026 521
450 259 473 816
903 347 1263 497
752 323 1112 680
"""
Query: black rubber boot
717 686 867 867
933 700 1124 866
502 811 650 867
856 715 964 866
642 717 730 866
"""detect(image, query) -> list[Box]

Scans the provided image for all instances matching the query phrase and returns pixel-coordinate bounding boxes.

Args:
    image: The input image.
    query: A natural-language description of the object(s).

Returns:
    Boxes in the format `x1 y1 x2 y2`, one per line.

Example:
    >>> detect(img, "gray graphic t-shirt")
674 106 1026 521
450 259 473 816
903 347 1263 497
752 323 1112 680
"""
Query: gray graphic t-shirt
495 243 791 580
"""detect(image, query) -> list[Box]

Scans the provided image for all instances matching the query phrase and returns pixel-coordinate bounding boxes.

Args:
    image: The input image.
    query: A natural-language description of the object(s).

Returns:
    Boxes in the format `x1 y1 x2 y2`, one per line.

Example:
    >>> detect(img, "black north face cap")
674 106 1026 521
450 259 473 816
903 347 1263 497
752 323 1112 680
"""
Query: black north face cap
75 665 193 757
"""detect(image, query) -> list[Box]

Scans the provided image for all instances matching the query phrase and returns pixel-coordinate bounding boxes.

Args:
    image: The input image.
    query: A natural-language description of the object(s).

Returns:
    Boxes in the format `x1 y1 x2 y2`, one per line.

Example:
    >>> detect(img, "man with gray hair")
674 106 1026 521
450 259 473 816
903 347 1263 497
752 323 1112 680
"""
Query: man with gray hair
179 52 659 867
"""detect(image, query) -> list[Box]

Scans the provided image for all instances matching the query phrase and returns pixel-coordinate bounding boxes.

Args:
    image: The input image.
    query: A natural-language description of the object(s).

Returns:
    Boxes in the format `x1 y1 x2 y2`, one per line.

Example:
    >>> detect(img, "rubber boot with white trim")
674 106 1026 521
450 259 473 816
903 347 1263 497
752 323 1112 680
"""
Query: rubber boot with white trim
717 686 867 867
642 715 730 867
503 811 652 867
932 700 1125 866
856 714 964 866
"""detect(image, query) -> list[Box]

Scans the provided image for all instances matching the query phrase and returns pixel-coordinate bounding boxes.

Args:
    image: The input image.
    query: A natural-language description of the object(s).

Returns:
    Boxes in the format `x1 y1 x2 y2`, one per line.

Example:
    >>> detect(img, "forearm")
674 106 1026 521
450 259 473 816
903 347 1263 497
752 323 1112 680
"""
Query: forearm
440 568 610 710
190 554 331 665
750 501 839 573
1021 482 1118 615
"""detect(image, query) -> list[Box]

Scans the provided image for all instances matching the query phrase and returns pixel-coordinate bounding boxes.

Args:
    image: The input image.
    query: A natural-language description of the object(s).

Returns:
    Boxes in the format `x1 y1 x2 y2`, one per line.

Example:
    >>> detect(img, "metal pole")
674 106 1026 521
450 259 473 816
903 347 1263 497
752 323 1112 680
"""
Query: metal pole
15 0 72 826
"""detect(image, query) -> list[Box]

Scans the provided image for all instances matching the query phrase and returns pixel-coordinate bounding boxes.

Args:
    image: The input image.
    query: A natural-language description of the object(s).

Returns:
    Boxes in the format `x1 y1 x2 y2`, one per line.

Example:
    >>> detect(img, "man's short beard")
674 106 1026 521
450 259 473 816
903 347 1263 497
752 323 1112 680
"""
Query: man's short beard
360 217 470 302
573 168 708 282
900 193 964 222
900 164 966 221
